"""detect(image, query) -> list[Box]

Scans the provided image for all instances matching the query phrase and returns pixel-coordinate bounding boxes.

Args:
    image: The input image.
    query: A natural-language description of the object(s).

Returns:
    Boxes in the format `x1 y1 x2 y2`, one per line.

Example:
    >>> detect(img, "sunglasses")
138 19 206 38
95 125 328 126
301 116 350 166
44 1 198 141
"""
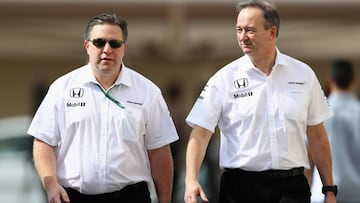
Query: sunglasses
89 38 124 48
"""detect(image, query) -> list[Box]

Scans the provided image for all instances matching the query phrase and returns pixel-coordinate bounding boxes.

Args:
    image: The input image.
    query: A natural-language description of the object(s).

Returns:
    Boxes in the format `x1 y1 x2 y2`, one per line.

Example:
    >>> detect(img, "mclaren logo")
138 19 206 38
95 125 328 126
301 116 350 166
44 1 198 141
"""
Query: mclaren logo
288 81 305 85
70 88 84 98
234 78 249 89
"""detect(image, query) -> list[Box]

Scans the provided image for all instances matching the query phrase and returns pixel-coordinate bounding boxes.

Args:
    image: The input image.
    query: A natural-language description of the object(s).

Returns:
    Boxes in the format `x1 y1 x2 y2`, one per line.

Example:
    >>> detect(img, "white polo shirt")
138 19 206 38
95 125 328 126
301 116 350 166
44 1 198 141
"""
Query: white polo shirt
186 50 333 171
27 64 179 194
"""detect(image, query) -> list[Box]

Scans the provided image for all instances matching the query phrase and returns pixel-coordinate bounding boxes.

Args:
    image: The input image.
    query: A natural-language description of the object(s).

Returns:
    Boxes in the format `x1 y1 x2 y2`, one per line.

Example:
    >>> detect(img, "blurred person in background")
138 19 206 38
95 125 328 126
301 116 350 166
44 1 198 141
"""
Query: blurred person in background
167 81 221 203
309 59 360 203
183 0 336 203
27 13 178 203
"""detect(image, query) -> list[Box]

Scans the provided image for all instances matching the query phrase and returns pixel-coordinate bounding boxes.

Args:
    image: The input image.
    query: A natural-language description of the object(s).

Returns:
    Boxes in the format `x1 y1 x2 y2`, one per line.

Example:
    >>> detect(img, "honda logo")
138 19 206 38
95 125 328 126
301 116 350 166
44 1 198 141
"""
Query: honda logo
70 88 84 98
234 78 249 89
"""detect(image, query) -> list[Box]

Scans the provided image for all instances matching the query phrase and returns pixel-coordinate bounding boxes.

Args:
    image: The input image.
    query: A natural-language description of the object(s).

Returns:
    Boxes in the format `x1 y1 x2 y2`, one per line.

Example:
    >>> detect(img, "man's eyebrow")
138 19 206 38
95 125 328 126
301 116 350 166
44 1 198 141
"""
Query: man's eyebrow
236 26 257 30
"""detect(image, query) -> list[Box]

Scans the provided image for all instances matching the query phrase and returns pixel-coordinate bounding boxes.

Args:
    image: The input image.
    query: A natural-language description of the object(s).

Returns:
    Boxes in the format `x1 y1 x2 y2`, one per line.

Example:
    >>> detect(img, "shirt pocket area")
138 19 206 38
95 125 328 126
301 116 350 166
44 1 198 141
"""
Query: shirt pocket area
118 106 145 142
283 90 308 121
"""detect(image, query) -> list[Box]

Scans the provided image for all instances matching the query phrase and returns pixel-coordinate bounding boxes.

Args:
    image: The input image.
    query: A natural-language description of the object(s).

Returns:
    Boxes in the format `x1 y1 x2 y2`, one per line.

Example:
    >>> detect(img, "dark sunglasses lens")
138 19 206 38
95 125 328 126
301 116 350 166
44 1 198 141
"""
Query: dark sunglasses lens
92 39 106 48
109 40 122 48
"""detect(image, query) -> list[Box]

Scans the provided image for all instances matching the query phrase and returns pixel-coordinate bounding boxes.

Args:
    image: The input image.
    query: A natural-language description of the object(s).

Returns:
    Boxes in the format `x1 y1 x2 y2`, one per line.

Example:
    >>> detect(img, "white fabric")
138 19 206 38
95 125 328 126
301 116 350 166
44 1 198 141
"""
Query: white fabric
27 64 178 194
310 167 324 203
186 49 333 171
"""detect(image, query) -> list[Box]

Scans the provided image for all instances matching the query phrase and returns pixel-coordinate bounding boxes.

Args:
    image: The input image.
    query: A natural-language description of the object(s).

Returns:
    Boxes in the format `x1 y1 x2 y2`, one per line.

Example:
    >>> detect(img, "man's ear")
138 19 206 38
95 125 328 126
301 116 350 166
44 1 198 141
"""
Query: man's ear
84 40 90 55
84 40 90 49
269 26 277 41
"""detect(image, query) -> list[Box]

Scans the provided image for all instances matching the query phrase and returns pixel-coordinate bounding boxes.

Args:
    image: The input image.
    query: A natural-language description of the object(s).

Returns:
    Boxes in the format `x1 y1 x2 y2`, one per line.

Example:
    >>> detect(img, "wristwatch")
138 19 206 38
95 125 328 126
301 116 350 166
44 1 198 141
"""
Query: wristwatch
322 185 337 196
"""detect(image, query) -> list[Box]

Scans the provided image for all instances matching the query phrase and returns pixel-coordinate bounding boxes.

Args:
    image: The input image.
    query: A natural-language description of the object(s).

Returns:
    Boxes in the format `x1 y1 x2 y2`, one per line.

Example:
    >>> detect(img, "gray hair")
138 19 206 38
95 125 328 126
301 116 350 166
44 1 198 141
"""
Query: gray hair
237 0 280 37
84 13 128 41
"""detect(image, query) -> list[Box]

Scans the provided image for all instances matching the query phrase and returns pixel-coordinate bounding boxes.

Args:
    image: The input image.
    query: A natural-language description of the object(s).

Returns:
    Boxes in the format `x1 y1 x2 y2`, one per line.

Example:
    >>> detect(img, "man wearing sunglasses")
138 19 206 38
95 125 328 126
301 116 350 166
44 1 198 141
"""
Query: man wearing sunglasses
28 13 179 203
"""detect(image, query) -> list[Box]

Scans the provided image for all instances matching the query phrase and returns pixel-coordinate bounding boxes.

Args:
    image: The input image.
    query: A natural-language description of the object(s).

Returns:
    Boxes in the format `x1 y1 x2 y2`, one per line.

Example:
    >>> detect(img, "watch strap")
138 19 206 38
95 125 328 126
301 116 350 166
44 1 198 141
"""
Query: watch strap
322 185 337 196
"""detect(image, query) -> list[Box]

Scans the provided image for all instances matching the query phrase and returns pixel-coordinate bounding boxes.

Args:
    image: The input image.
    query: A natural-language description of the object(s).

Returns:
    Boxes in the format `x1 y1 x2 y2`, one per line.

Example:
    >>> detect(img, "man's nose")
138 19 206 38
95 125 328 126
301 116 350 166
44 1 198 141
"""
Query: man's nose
103 42 113 53
238 31 248 41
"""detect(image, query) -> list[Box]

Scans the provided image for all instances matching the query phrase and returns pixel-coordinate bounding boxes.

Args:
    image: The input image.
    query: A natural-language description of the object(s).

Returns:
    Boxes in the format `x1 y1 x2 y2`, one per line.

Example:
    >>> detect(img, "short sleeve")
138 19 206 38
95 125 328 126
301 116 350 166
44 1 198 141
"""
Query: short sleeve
144 91 179 150
186 75 223 133
27 82 60 146
307 74 333 125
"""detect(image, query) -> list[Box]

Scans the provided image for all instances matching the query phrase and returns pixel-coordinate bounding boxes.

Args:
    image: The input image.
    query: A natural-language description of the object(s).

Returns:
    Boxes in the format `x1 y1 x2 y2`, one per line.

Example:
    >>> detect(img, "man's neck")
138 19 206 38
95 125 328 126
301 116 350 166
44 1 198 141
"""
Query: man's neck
249 49 276 76
94 71 120 91
92 65 122 91
329 82 354 95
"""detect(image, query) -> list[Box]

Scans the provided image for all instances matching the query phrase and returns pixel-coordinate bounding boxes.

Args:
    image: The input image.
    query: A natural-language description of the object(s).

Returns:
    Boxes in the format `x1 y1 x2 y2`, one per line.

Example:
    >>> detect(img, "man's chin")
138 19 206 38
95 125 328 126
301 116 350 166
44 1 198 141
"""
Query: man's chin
241 48 251 55
100 60 114 65
96 63 115 72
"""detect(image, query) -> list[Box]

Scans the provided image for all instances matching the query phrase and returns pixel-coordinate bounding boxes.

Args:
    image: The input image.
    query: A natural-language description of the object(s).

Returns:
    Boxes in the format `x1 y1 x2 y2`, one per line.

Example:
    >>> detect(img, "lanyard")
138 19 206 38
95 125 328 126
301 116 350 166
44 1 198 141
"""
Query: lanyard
95 84 125 109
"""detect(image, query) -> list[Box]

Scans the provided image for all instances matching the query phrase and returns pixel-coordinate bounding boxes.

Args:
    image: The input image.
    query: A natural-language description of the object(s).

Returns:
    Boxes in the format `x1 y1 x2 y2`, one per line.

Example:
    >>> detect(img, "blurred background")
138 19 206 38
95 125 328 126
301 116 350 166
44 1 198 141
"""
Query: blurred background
0 0 360 202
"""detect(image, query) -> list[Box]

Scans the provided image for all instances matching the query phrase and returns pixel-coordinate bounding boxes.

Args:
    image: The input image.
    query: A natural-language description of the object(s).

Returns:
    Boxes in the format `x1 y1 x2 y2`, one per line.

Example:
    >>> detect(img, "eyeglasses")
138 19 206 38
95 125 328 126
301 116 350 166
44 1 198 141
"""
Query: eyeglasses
89 38 124 48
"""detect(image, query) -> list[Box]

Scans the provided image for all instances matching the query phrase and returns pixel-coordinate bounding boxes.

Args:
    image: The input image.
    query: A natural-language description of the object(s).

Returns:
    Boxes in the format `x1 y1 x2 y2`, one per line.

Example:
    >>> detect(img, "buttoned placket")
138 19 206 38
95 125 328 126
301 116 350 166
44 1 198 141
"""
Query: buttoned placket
98 89 110 193
265 75 280 169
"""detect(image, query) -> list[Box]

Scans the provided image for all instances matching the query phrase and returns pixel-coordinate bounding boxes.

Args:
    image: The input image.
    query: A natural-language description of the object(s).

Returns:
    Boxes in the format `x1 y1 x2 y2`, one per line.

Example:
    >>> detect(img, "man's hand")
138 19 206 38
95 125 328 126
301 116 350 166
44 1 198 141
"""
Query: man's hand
324 192 337 203
184 180 209 203
45 180 70 203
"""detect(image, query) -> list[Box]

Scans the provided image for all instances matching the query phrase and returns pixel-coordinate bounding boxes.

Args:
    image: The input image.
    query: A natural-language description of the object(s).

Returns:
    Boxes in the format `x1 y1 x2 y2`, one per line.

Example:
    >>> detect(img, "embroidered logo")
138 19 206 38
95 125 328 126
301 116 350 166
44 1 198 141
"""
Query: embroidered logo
288 81 305 85
70 88 84 98
67 102 86 107
234 91 253 99
198 85 208 100
234 78 249 89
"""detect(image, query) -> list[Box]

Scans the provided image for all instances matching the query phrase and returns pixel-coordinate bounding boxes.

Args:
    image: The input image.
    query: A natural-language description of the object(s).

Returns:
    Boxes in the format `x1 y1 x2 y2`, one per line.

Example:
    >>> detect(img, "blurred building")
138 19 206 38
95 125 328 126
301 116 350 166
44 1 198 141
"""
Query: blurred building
0 0 360 202
0 0 360 117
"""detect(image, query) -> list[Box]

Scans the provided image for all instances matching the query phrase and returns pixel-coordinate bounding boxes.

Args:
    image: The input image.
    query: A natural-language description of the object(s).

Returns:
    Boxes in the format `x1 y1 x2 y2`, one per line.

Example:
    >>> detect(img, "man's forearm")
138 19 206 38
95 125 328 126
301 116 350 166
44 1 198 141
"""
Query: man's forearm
185 126 212 184
148 145 173 203
33 138 58 190
306 124 334 186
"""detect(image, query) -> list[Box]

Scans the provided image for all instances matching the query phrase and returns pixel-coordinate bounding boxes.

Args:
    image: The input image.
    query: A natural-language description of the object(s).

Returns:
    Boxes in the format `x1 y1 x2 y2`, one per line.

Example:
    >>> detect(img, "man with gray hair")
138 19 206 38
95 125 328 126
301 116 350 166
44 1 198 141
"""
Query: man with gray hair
184 1 336 202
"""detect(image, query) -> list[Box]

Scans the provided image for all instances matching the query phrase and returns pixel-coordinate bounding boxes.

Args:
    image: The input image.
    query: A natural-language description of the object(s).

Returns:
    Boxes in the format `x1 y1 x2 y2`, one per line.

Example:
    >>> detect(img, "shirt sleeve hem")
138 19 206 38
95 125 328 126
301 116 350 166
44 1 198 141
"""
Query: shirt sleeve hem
307 111 334 126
